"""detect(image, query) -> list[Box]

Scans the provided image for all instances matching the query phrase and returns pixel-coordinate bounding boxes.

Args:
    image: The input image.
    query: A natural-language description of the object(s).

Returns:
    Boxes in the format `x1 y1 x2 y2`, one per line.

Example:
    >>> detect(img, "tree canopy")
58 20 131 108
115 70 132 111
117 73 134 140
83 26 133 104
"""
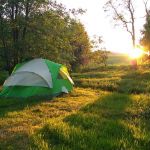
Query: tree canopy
140 11 150 51
0 0 91 73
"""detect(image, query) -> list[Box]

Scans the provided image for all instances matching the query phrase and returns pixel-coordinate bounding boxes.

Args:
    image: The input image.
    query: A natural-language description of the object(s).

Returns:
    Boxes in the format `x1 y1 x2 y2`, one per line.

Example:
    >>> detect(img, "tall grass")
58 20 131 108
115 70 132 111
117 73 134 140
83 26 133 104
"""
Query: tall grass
0 88 100 149
72 66 150 94
30 93 150 150
1 65 150 149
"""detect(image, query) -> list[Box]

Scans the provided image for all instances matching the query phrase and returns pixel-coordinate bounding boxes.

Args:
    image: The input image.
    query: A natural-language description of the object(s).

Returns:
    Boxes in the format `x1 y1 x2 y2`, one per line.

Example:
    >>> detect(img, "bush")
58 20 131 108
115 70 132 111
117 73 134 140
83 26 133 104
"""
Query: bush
0 71 8 85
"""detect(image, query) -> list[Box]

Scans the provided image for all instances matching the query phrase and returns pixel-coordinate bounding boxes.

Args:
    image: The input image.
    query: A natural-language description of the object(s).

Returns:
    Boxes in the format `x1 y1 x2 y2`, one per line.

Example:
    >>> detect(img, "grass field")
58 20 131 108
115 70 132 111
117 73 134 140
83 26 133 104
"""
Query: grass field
0 65 150 149
107 53 130 65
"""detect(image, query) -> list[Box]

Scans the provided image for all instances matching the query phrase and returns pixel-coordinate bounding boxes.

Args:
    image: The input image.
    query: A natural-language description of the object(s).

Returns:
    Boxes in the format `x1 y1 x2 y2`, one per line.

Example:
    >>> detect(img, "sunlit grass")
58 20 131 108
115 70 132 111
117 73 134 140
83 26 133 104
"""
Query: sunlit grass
72 66 150 94
30 93 150 150
1 65 150 149
0 88 100 149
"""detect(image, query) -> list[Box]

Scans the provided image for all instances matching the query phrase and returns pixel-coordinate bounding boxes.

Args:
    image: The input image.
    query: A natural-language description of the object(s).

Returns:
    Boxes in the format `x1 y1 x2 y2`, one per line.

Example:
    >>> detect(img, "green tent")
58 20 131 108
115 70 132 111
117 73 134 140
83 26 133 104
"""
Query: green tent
0 58 74 98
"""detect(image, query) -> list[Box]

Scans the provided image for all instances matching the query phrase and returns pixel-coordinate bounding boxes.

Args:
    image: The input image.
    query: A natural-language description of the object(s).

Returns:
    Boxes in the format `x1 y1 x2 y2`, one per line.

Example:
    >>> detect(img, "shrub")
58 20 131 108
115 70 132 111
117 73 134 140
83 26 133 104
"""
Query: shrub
0 71 8 85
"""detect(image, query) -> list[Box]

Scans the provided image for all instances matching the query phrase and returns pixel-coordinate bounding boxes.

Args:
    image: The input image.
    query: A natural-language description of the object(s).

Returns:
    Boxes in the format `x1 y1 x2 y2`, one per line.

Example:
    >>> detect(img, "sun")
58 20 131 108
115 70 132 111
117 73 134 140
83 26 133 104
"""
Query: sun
128 47 144 59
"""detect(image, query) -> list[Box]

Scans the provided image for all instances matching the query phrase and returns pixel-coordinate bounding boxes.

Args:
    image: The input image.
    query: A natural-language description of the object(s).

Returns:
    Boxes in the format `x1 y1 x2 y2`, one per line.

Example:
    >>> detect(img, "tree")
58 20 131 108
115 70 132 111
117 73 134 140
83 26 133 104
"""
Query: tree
140 9 150 64
140 0 150 52
104 0 136 48
143 0 150 16
0 0 89 73
140 13 150 51
89 50 108 67
24 11 91 70
89 35 108 67
104 0 139 67
68 20 91 71
0 0 50 73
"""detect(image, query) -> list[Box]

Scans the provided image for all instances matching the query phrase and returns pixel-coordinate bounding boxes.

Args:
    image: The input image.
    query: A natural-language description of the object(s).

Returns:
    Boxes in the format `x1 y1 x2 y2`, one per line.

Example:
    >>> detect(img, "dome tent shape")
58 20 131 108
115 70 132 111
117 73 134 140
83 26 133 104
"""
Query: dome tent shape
0 58 74 98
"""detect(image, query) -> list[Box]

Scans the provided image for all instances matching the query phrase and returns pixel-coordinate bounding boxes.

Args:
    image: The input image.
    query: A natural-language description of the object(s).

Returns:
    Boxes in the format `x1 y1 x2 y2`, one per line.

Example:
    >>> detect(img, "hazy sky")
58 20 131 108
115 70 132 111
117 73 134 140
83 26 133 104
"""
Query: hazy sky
56 0 148 53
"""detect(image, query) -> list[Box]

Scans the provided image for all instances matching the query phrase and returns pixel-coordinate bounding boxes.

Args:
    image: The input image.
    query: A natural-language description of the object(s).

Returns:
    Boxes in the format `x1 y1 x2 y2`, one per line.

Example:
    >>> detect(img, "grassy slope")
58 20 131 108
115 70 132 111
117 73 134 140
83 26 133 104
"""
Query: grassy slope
73 66 150 94
107 53 130 65
0 65 150 149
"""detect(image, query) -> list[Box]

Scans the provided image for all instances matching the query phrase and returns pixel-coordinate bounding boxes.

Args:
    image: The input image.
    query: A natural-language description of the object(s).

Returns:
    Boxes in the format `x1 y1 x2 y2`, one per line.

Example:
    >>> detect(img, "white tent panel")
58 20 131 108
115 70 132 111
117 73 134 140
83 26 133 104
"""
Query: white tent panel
61 86 69 93
14 58 52 87
4 72 49 87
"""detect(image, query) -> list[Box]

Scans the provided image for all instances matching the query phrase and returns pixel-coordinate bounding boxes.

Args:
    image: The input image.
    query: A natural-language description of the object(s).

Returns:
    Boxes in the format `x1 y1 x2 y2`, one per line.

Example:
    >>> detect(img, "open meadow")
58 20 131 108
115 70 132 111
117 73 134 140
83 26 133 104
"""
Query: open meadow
1 0 150 149
0 64 150 150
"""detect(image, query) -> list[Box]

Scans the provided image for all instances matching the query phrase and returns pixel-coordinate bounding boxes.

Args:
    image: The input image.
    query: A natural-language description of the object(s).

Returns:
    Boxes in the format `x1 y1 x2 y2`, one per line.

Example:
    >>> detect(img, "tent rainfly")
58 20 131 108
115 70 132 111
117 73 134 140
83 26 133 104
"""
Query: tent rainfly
0 58 74 98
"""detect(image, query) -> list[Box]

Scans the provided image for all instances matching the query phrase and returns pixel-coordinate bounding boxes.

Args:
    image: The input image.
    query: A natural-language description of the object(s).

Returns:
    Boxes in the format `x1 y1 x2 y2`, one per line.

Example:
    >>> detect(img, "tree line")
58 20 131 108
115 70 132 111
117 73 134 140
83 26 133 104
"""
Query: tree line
0 0 94 74
2 0 150 74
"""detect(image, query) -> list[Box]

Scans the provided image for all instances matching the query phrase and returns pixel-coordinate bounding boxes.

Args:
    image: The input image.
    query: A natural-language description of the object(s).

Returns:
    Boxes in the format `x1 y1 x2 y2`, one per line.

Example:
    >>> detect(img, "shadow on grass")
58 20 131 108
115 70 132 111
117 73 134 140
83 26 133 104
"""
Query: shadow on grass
0 132 30 150
74 67 150 94
117 69 150 94
0 95 53 117
1 67 150 149
31 93 150 150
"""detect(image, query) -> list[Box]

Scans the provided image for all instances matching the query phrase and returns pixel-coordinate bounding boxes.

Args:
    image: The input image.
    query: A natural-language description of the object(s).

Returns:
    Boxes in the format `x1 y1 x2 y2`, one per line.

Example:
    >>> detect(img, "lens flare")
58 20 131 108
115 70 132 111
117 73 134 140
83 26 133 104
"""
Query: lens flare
128 47 144 59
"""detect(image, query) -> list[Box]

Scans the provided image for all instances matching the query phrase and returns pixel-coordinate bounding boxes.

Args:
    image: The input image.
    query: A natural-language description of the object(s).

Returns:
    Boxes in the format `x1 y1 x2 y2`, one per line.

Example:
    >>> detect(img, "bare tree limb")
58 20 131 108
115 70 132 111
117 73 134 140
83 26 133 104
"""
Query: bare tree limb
143 0 150 15
104 0 136 47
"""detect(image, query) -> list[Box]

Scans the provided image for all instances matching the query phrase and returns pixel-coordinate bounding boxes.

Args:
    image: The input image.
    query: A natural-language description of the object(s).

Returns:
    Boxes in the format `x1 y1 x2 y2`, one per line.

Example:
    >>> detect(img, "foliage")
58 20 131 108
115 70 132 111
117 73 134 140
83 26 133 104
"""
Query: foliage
80 36 108 71
78 52 130 72
141 13 150 51
88 50 109 67
0 0 91 73
0 71 8 85
140 10 150 64
69 21 91 71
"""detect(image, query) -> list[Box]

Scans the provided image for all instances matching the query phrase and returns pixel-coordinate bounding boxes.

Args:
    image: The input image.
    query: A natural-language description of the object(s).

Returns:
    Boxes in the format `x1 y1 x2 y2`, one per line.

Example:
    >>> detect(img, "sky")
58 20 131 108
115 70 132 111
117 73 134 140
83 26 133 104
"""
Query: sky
56 0 148 54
